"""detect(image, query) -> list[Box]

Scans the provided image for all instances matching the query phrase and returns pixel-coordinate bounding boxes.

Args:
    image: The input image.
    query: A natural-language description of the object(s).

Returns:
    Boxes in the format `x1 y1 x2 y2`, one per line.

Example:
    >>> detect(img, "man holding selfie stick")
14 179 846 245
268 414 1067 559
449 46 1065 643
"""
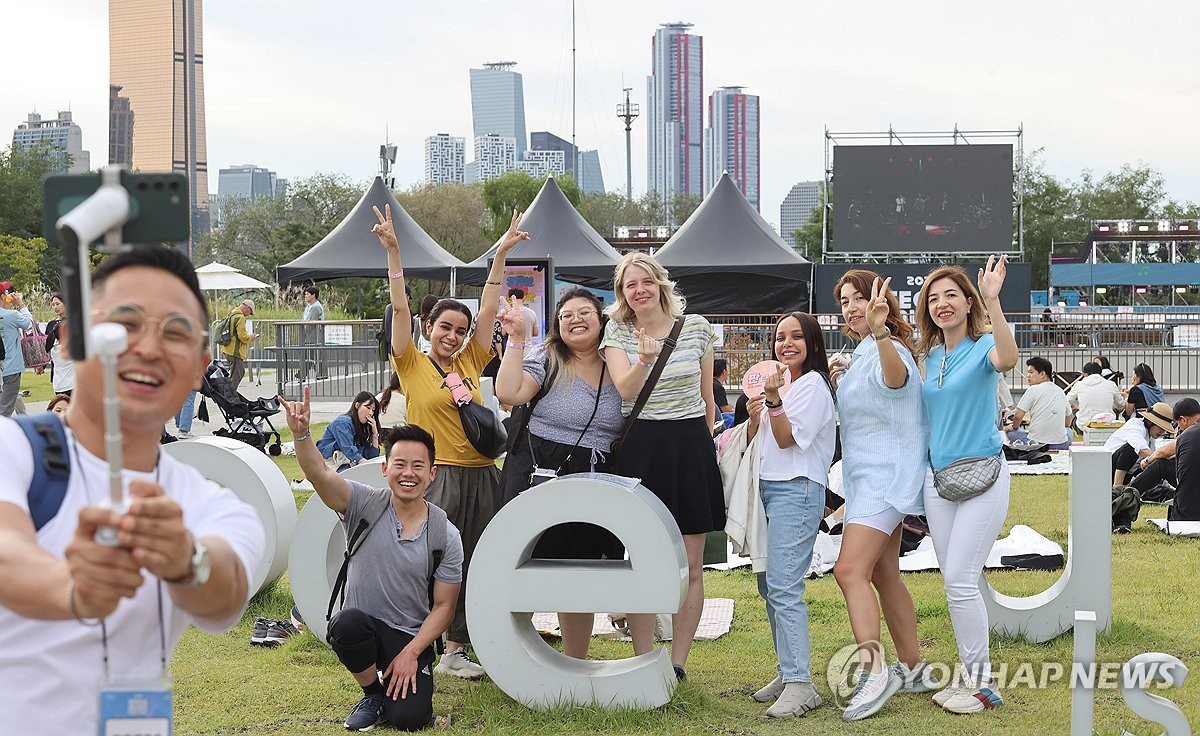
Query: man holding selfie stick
0 245 265 734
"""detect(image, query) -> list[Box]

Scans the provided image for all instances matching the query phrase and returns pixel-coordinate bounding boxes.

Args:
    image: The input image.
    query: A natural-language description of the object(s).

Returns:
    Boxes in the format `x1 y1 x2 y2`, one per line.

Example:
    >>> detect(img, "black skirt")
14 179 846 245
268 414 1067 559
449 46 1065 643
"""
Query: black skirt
617 416 726 535
499 431 624 560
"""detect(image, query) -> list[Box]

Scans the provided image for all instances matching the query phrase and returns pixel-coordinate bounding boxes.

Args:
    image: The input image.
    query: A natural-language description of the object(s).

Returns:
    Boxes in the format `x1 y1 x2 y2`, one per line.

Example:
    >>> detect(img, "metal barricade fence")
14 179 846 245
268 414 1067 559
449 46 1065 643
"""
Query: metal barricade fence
270 320 390 401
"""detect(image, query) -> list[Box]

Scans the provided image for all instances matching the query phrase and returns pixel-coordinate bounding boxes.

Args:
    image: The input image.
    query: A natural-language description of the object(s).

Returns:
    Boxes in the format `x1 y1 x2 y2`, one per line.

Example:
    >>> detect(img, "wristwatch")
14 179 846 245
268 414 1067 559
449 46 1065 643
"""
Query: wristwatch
163 535 212 588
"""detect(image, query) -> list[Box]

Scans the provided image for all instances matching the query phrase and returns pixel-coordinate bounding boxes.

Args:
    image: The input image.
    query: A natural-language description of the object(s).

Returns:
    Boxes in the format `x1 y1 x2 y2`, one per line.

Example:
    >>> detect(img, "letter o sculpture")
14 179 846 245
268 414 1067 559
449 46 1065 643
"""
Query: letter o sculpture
467 472 688 710
163 436 297 595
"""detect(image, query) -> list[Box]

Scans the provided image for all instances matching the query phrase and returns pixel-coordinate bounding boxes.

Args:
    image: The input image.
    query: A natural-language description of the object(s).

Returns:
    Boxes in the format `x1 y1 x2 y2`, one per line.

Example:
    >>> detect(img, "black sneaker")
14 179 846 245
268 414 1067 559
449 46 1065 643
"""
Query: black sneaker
250 617 273 646
673 664 687 682
344 693 384 732
263 619 300 646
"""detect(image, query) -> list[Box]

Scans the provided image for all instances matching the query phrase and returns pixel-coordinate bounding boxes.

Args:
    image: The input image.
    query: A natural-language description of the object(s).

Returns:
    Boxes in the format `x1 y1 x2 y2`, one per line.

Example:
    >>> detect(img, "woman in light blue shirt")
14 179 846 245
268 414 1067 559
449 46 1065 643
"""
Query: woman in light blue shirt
829 270 935 721
915 257 1018 715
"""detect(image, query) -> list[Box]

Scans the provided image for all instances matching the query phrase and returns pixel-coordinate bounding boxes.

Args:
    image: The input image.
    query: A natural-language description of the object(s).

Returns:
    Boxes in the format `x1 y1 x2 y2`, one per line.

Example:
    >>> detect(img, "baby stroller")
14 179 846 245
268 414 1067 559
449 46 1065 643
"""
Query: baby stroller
198 362 283 455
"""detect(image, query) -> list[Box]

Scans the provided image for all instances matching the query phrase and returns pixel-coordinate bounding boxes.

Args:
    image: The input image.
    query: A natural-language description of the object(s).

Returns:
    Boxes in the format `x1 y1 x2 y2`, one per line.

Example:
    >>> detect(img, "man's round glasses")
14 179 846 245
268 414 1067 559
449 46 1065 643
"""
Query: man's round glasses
90 304 208 355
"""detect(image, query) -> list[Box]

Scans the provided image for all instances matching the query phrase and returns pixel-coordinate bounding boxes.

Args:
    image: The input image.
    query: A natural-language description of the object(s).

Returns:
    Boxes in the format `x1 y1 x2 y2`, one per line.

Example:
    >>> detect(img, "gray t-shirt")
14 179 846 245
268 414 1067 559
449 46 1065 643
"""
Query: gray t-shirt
523 345 624 452
342 480 464 635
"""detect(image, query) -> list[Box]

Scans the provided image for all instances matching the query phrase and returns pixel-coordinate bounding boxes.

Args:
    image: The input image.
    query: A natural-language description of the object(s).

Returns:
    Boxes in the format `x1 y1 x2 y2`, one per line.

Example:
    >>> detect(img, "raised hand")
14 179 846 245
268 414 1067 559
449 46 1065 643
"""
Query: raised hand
498 297 528 340
865 276 892 336
633 327 662 365
978 254 1007 300
371 204 399 251
276 386 312 437
746 393 766 430
763 364 786 400
497 210 531 255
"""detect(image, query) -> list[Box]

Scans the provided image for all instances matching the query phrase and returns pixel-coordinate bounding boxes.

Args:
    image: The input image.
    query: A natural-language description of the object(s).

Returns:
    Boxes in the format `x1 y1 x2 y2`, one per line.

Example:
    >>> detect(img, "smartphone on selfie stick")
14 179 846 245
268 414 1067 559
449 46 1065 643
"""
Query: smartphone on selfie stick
44 166 190 544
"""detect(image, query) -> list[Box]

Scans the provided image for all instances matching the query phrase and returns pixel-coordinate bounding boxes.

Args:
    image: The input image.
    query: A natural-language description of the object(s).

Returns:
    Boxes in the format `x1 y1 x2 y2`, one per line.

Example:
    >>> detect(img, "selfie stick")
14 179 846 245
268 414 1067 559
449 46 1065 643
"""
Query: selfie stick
56 166 133 546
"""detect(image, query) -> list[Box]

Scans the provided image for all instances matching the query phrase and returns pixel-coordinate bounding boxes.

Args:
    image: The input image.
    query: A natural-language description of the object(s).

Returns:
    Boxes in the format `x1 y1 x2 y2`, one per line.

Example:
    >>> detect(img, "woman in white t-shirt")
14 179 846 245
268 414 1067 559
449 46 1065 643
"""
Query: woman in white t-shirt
743 311 836 718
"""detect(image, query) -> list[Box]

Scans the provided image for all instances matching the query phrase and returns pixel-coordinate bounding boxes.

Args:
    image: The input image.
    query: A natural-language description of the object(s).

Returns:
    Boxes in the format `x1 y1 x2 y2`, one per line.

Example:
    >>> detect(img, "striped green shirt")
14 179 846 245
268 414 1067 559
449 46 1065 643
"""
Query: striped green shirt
602 314 717 420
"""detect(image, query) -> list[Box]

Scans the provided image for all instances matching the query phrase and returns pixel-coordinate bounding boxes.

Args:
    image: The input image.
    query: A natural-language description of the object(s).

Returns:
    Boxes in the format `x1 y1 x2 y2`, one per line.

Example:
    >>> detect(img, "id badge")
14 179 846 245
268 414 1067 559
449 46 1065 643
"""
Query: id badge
99 675 173 736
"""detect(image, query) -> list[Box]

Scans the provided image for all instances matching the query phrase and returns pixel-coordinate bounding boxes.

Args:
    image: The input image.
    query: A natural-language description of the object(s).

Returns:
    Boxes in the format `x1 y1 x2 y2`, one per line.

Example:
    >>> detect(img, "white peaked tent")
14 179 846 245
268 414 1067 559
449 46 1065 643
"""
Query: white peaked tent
195 262 272 291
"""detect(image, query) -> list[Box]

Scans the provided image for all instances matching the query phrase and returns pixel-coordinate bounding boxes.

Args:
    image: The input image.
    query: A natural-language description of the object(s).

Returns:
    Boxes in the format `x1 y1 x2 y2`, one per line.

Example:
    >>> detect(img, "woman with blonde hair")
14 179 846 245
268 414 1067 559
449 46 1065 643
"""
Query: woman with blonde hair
601 251 725 682
915 256 1017 714
828 270 935 720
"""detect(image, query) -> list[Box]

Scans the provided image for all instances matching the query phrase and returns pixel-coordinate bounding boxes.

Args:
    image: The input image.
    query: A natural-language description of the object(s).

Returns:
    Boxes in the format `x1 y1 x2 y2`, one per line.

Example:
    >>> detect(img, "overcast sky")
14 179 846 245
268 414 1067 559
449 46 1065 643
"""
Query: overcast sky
5 0 1199 229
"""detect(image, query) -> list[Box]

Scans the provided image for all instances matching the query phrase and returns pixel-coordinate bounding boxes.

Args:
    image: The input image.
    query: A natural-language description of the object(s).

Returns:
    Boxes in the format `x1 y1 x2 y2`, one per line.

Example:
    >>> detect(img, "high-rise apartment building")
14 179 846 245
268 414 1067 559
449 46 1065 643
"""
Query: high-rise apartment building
473 134 517 182
704 87 760 210
530 131 577 177
780 181 823 246
520 149 566 177
110 0 209 252
470 62 527 160
109 85 134 168
424 133 466 185
11 111 91 174
647 22 703 207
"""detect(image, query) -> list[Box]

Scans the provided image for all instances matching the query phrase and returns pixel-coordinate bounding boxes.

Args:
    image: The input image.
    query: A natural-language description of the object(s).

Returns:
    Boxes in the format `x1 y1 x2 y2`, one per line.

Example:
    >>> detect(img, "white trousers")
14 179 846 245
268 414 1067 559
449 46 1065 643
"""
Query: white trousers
923 462 1010 683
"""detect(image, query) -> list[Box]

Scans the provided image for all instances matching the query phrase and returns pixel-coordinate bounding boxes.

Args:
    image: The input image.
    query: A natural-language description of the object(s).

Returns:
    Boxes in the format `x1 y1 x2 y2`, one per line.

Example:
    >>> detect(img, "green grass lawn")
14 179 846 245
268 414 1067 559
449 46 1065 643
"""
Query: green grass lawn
168 468 1200 735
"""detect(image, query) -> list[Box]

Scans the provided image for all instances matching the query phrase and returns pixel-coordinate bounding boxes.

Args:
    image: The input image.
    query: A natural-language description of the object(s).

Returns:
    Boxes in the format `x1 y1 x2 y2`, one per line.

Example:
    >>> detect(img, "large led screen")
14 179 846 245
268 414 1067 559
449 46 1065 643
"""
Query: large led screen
832 144 1014 253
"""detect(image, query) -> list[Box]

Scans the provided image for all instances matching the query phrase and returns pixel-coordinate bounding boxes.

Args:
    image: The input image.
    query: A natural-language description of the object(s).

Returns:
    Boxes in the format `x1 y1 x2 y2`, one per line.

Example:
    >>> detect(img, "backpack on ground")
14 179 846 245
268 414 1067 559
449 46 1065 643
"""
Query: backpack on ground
1112 484 1141 532
14 413 72 532
216 314 236 347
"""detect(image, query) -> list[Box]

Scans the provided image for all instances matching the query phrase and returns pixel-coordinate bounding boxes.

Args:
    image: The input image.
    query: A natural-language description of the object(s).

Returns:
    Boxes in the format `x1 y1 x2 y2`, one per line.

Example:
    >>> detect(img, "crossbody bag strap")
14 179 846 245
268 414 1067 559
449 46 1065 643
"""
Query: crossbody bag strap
616 315 686 444
554 361 606 470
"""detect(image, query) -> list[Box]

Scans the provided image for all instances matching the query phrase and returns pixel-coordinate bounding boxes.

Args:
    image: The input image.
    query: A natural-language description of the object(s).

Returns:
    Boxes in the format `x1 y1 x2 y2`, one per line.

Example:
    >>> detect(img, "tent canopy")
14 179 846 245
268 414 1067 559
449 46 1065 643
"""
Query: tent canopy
195 262 271 291
276 176 464 286
456 177 621 289
654 173 812 313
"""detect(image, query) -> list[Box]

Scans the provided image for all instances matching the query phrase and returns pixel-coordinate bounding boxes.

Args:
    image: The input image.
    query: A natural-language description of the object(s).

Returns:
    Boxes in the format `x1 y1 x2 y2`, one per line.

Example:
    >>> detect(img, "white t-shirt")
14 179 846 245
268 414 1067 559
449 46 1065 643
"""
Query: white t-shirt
1103 416 1153 454
0 418 265 735
1018 381 1070 445
758 371 837 487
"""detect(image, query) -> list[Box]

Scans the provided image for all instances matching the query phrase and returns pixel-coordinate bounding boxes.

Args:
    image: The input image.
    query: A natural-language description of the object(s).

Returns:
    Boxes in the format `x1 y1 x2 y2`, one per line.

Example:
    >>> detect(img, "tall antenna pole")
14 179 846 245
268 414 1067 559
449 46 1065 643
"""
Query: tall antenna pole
615 87 640 201
571 0 577 180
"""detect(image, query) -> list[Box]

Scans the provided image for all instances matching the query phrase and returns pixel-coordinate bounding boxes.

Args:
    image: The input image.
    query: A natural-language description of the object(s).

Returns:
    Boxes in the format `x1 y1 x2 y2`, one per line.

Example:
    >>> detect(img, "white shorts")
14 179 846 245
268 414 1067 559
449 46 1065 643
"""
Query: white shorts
845 505 906 535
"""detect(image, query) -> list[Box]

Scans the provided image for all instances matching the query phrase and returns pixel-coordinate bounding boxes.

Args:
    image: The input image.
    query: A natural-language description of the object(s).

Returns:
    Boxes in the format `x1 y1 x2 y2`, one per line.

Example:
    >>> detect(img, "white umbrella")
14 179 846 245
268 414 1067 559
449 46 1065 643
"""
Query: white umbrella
195 262 271 291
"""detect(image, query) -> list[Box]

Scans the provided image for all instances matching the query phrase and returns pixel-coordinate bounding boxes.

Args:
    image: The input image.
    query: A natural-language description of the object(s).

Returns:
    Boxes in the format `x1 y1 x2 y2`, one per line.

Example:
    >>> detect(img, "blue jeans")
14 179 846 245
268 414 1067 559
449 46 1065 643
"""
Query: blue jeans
175 390 197 433
758 476 825 683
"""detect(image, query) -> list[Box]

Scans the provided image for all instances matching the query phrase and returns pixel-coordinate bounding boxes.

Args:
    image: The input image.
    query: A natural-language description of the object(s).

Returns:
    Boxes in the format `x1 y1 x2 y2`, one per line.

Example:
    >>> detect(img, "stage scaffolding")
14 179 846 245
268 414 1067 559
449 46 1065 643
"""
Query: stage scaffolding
821 125 1025 264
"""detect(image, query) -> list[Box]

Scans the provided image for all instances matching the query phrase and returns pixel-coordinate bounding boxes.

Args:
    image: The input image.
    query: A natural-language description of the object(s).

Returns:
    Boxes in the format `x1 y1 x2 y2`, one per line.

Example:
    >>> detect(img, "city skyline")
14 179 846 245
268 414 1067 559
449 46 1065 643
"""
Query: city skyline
5 0 1200 234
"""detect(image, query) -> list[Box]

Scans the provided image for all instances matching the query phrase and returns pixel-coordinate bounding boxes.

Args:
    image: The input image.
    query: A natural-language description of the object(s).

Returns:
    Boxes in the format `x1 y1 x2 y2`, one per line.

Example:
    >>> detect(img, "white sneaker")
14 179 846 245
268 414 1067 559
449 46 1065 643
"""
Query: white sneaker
177 430 193 438
942 679 1003 714
893 660 940 693
765 682 822 718
434 649 485 679
932 668 969 707
842 667 901 721
752 674 784 702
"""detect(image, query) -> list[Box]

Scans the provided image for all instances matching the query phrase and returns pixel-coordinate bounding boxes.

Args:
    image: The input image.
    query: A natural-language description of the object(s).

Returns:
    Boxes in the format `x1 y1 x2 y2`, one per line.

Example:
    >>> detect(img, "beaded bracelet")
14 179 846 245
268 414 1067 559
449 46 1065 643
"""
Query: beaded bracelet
388 270 404 280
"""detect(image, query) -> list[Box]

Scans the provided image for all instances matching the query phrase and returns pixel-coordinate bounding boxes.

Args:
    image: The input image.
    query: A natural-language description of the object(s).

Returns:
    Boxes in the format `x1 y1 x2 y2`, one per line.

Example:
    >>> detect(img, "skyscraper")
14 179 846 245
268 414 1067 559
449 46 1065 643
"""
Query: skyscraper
424 133 466 185
530 131 577 177
470 62 527 159
704 86 760 210
215 164 281 226
647 22 703 207
110 0 209 253
11 111 91 174
780 181 823 246
577 150 605 195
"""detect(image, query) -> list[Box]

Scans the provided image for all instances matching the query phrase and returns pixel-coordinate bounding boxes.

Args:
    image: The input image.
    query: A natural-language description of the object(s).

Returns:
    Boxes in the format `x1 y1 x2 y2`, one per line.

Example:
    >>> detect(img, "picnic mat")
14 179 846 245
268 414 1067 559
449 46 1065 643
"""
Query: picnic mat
1147 518 1200 537
1007 451 1072 475
531 598 735 642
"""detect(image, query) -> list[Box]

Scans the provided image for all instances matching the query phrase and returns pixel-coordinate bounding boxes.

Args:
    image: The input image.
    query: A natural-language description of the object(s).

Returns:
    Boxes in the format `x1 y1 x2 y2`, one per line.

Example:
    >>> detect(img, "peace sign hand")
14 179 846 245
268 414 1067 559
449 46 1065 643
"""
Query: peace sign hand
978 254 1007 300
276 386 312 437
497 210 531 255
371 204 399 251
864 276 892 336
498 297 529 340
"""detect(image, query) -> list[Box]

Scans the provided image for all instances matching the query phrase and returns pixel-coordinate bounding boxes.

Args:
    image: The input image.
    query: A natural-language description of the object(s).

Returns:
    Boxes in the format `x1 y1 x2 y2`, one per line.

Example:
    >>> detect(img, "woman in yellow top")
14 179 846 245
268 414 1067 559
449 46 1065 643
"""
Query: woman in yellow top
376 204 529 680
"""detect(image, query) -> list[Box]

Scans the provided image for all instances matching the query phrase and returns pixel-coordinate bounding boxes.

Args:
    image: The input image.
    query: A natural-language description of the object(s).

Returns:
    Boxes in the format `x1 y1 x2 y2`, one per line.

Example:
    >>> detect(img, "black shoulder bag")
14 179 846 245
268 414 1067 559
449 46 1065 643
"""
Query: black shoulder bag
427 354 508 459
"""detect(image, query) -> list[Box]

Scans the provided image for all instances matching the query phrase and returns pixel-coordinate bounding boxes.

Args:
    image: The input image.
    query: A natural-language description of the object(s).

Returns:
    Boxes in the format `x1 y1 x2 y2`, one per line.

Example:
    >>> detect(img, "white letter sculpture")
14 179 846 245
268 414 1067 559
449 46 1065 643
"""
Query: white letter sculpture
165 436 296 595
984 447 1111 642
467 473 688 710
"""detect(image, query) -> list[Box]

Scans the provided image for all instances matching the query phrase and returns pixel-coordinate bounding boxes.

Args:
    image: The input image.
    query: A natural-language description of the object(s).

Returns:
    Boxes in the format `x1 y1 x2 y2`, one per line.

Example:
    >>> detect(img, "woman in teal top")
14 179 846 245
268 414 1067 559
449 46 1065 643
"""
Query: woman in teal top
915 257 1018 716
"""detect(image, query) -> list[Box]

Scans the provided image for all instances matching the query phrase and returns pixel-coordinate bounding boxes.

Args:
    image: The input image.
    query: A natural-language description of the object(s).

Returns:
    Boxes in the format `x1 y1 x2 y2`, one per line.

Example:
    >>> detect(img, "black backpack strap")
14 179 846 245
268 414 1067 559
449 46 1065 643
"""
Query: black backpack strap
425 501 448 655
326 501 391 622
15 413 72 532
